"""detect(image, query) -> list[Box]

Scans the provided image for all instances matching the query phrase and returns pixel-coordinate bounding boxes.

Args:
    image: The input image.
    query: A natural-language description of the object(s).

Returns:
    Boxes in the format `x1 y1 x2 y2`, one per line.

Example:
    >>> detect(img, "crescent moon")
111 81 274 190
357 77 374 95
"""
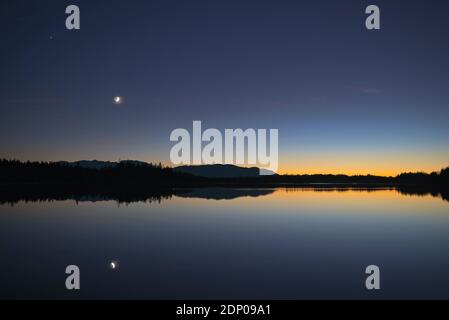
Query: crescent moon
113 96 123 104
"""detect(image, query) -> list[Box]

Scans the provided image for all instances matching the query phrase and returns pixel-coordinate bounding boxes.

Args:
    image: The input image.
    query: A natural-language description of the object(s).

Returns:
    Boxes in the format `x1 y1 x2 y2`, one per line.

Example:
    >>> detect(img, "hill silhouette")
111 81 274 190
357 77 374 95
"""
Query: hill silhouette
174 164 261 178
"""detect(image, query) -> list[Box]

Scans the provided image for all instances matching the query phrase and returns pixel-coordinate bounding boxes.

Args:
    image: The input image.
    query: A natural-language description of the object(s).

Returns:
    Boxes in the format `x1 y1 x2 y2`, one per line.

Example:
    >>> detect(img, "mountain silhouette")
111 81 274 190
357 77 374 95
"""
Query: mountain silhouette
174 164 260 178
56 160 117 170
56 160 148 170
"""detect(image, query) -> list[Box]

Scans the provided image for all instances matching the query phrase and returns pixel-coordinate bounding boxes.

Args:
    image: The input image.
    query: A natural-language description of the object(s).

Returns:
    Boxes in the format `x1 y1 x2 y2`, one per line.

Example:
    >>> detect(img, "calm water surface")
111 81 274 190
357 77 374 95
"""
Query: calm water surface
1 188 449 299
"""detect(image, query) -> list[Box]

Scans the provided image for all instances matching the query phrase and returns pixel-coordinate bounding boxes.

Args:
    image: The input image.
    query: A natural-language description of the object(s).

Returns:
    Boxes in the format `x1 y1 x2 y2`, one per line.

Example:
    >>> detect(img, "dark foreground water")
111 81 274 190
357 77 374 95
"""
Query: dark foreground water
1 188 449 299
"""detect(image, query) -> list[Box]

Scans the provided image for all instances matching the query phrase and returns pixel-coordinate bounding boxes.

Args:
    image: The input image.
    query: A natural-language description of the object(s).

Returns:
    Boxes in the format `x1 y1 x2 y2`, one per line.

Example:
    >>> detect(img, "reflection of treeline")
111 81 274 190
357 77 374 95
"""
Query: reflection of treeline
0 184 175 205
396 185 449 203
1 186 448 205
0 186 277 205
1 159 449 187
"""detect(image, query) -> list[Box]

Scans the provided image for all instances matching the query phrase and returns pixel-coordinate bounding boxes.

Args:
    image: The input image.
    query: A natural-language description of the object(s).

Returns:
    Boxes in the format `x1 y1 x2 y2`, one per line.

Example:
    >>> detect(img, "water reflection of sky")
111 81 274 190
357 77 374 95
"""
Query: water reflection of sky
1 188 449 299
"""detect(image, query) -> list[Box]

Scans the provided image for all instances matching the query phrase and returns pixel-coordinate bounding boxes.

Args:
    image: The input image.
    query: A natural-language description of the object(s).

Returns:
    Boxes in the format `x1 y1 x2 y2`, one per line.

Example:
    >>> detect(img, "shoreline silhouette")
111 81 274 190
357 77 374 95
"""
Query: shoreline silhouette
1 159 448 185
1 159 448 204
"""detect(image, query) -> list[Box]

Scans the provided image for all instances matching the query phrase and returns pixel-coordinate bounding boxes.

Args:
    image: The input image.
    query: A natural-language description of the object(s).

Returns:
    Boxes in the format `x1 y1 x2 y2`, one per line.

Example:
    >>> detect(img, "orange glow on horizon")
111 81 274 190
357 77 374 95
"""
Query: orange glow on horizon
11 149 448 177
275 150 449 177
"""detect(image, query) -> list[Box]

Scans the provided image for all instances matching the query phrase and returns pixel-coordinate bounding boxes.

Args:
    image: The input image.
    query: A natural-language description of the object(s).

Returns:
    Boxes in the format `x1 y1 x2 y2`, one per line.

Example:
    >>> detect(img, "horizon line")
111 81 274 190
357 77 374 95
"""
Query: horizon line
2 158 448 178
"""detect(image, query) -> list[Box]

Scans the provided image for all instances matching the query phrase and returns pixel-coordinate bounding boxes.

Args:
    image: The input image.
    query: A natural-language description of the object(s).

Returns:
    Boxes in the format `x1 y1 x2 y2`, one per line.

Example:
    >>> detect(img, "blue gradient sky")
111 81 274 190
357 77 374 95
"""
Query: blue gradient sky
1 0 449 175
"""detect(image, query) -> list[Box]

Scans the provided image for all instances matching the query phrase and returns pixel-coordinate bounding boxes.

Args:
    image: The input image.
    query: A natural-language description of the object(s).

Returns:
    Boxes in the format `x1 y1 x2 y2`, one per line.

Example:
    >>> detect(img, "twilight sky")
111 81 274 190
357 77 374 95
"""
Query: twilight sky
1 0 449 175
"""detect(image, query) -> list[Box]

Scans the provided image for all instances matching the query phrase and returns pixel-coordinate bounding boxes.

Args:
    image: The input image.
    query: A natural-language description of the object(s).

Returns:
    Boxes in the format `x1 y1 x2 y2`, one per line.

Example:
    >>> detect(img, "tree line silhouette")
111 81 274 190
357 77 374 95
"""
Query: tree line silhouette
1 159 449 187
0 159 201 187
1 159 448 205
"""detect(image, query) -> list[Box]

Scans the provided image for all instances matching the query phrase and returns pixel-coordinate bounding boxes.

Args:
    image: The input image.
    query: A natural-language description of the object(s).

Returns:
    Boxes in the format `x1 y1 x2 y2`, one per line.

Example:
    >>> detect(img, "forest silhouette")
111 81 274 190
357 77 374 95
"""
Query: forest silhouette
1 159 448 204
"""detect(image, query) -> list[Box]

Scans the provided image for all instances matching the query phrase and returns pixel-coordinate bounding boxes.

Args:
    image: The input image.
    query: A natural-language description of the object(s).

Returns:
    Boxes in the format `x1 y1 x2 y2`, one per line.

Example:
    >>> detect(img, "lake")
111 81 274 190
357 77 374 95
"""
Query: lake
1 187 449 299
